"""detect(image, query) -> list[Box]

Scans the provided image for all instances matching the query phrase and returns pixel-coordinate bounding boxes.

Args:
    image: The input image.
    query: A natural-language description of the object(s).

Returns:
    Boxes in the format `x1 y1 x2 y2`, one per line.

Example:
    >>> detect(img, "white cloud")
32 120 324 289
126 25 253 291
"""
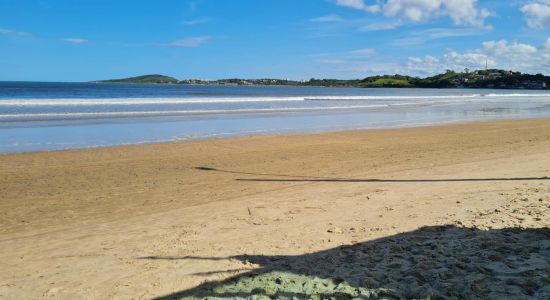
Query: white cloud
383 0 442 22
438 0 493 27
335 0 381 13
407 55 441 73
0 27 31 36
335 0 492 27
62 38 87 44
407 52 488 74
521 0 550 28
407 39 550 75
164 36 210 47
309 14 345 23
482 40 537 58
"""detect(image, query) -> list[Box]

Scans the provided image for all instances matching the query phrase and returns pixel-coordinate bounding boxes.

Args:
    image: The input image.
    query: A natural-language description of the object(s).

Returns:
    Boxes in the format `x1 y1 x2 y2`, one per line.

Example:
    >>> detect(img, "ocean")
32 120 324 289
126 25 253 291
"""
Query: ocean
1 81 550 153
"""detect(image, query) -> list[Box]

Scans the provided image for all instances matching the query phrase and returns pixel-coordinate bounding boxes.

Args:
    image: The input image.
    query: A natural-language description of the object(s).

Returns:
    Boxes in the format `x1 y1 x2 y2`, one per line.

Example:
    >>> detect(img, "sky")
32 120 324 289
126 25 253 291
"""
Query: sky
0 0 549 81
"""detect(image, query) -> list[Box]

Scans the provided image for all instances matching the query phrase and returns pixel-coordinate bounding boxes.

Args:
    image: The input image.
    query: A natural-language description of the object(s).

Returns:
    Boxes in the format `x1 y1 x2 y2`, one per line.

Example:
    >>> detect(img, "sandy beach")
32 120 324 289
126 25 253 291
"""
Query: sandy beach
1 118 549 299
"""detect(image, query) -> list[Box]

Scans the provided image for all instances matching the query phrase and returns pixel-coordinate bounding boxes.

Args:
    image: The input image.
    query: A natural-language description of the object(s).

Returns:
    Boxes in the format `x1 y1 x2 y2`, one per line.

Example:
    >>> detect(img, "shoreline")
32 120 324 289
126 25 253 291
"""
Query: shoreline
2 116 549 155
1 118 549 298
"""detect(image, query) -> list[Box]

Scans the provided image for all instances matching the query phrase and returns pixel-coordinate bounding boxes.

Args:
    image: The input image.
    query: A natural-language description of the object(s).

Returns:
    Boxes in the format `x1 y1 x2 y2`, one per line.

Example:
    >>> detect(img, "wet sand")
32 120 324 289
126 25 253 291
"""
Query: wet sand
0 119 549 299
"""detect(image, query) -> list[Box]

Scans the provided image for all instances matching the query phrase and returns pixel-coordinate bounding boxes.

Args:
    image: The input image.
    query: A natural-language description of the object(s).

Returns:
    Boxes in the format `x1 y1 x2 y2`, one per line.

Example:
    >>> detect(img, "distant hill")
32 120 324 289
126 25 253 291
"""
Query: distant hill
358 75 416 87
95 70 549 89
305 70 548 89
96 74 178 84
411 69 548 89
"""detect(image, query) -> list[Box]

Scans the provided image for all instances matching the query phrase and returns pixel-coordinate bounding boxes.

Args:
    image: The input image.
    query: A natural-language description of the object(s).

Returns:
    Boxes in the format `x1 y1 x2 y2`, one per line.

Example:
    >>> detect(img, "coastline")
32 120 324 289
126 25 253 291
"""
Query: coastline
3 113 550 155
1 118 549 298
0 116 538 155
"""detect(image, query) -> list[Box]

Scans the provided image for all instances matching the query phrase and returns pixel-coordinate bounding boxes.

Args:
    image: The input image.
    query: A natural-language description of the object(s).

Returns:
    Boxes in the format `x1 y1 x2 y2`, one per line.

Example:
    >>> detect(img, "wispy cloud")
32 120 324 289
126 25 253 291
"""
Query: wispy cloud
313 47 377 61
392 27 489 46
313 47 383 77
183 18 212 26
316 57 404 77
315 58 347 65
0 27 31 36
349 48 376 56
359 22 401 32
309 14 344 23
164 36 210 47
62 38 87 44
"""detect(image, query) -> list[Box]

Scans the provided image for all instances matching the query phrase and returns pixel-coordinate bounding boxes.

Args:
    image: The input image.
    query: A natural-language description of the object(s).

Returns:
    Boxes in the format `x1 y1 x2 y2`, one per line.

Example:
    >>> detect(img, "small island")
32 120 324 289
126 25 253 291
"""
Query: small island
95 69 549 89
94 74 178 84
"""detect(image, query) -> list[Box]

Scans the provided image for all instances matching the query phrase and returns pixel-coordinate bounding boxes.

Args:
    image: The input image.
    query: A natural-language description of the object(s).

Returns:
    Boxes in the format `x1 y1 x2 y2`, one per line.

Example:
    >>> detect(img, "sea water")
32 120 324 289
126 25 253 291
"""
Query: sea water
1 81 550 153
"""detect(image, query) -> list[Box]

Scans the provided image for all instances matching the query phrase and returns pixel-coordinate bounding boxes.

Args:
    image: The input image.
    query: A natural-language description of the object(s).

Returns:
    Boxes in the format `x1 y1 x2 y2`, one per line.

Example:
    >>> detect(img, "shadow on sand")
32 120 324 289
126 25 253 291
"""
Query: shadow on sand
145 225 550 299
195 166 550 183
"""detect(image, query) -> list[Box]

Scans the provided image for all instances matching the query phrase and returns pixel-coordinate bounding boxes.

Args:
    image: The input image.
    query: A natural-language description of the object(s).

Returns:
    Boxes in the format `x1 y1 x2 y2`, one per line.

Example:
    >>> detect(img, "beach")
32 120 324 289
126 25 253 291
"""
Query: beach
1 118 549 298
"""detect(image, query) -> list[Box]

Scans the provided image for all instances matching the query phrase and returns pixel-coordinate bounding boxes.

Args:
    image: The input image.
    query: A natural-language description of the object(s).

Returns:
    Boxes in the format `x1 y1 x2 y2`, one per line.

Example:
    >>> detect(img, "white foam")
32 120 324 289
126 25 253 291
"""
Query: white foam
0 97 306 106
482 93 550 97
306 94 550 101
0 93 548 106
0 103 422 120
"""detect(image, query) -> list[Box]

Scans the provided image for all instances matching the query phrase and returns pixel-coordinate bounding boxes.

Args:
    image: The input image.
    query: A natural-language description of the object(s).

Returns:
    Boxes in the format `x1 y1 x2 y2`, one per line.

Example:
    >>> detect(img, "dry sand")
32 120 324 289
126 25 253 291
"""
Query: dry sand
0 119 549 299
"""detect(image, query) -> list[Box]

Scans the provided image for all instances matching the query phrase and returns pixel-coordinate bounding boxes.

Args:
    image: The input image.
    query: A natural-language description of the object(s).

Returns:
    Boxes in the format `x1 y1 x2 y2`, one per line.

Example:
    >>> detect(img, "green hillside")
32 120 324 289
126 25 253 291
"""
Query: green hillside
357 75 416 87
96 74 178 84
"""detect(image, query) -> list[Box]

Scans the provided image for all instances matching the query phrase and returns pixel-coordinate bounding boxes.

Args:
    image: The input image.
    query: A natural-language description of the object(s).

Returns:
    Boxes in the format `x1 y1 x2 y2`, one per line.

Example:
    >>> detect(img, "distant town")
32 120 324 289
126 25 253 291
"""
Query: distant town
96 69 549 90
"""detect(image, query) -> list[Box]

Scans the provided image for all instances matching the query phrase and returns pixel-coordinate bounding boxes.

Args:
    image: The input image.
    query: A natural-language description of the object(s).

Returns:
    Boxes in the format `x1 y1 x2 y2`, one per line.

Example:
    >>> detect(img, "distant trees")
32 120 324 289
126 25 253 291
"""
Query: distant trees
97 70 549 89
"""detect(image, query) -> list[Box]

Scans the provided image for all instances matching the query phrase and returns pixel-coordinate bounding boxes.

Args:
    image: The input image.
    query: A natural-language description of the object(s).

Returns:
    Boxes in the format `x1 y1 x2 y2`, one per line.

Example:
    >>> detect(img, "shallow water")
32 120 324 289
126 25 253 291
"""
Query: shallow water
1 82 549 153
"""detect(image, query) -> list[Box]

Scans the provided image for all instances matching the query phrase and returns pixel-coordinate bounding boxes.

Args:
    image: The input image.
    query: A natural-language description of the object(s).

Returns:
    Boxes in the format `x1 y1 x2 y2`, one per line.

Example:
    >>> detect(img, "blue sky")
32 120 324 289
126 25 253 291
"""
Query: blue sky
0 0 549 81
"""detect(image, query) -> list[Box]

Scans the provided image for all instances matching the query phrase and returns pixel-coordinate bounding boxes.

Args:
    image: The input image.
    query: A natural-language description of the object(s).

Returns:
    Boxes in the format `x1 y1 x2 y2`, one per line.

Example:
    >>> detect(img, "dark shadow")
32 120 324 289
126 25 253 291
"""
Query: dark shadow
148 225 550 299
195 166 350 180
237 177 550 183
190 269 255 276
141 255 228 261
196 166 550 183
